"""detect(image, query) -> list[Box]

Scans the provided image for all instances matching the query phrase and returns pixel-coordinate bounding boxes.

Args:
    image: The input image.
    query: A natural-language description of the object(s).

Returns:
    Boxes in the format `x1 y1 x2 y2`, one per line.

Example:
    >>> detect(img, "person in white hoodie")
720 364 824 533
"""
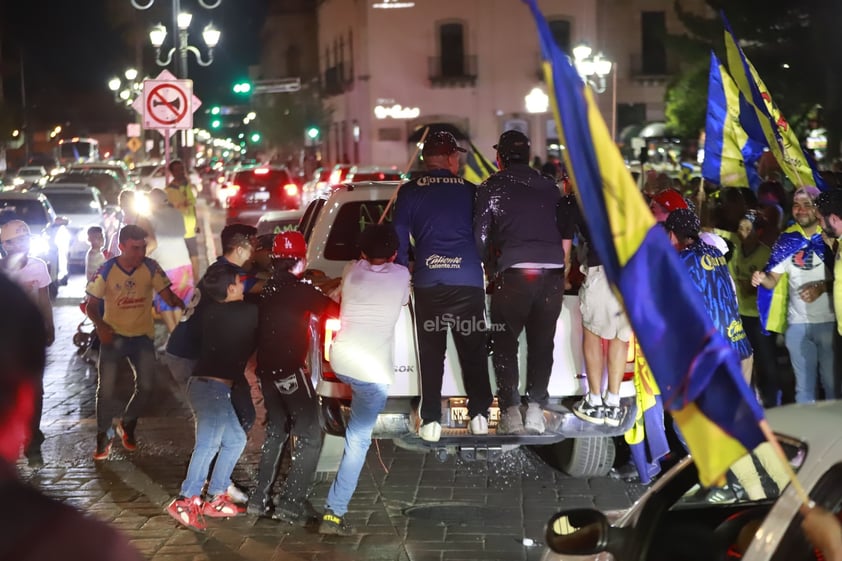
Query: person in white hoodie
319 224 410 536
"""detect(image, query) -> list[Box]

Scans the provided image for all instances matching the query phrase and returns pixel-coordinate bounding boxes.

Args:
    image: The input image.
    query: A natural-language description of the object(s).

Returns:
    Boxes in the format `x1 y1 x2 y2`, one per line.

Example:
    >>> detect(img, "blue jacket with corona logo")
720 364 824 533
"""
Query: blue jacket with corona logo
394 169 484 288
679 240 753 359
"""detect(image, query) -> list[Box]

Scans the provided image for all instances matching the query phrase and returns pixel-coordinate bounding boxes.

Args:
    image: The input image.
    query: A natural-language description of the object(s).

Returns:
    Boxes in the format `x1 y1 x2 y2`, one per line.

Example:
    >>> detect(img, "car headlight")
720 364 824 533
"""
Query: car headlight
134 191 151 215
29 235 50 257
77 229 89 243
13 177 24 186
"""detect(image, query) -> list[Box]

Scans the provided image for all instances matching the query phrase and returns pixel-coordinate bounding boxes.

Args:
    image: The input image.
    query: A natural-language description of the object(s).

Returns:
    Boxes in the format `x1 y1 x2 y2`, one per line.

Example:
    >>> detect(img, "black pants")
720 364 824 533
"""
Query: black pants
414 285 493 423
490 268 564 409
741 315 788 407
249 367 323 515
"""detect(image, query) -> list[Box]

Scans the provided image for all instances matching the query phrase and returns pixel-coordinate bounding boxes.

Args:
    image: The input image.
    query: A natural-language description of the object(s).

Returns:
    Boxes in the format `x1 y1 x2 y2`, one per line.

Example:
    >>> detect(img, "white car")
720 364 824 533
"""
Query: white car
301 181 637 476
132 163 202 193
14 166 48 189
40 185 105 271
541 401 842 561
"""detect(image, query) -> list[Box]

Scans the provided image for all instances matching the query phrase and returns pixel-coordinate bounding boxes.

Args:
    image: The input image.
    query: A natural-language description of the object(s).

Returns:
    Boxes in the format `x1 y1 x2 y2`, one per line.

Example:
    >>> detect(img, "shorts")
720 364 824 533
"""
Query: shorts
185 236 199 258
579 265 631 342
154 264 194 312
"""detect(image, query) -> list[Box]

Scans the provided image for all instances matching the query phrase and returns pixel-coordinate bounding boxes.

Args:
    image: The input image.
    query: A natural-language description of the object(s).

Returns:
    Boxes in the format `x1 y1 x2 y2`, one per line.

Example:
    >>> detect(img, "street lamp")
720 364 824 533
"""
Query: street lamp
107 68 144 107
150 16 220 69
572 42 616 140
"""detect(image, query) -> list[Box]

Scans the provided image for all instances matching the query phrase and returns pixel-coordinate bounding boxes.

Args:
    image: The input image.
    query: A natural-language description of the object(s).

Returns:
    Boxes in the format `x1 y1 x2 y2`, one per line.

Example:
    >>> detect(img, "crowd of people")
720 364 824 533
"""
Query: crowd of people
4 130 842 557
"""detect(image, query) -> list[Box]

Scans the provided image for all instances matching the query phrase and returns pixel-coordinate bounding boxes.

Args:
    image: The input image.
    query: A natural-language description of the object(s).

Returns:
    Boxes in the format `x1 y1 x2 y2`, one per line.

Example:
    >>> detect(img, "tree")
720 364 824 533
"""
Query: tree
257 85 331 160
666 0 842 160
664 59 708 138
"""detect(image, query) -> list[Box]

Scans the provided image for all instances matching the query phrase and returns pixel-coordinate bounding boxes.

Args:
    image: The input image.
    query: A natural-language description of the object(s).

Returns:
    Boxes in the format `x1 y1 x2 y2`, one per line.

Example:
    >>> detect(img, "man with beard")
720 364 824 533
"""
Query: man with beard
752 187 837 403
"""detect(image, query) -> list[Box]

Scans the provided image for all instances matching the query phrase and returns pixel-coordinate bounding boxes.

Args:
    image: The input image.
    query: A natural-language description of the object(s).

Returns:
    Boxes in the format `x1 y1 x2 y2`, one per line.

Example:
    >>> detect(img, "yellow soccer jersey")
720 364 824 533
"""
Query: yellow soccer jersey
86 257 171 338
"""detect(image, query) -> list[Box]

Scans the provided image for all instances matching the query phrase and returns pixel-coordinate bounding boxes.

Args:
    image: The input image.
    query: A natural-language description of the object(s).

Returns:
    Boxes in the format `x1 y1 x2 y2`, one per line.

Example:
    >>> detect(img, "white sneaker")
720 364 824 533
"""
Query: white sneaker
468 414 489 435
227 483 249 504
524 403 546 434
419 421 442 442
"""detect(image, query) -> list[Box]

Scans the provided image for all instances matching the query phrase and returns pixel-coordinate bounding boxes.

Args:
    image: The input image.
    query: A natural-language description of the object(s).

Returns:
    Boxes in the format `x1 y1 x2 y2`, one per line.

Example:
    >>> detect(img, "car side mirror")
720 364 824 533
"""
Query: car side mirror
545 509 610 555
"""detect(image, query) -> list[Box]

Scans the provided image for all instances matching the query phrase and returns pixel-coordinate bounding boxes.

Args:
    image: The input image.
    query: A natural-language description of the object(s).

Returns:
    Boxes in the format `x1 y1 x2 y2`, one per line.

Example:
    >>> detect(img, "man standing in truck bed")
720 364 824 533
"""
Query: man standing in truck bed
394 130 494 443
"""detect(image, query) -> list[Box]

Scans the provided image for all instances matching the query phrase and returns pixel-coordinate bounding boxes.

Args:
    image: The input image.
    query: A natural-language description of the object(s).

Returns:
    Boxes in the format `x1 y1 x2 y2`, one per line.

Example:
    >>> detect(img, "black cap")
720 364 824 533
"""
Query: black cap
494 130 531 162
664 208 700 240
422 131 467 157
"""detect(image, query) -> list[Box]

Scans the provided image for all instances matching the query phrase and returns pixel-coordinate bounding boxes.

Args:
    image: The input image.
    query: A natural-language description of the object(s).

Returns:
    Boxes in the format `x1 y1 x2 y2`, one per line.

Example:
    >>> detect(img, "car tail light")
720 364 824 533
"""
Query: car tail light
283 183 299 196
227 184 243 207
324 317 341 362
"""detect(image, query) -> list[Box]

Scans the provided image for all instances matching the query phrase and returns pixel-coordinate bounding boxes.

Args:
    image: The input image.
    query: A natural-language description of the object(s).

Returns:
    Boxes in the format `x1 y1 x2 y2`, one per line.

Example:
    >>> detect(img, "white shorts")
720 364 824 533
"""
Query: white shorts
579 265 632 342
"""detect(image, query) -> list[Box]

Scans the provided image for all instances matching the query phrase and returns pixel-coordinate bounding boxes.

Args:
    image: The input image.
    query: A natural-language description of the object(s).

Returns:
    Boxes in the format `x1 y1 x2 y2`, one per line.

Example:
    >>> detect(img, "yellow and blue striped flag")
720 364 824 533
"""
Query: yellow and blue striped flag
723 15 825 190
523 0 765 486
463 141 497 184
702 51 765 190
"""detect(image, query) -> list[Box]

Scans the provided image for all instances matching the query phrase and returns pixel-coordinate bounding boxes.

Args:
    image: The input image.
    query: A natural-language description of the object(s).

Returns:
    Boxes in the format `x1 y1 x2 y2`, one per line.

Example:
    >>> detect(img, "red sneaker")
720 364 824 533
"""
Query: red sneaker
93 432 111 461
202 494 246 518
115 419 137 452
167 496 206 531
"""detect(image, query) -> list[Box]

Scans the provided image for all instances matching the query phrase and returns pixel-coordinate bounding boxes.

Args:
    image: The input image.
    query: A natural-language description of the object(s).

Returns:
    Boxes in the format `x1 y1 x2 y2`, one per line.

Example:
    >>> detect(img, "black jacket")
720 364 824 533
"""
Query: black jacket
474 163 565 276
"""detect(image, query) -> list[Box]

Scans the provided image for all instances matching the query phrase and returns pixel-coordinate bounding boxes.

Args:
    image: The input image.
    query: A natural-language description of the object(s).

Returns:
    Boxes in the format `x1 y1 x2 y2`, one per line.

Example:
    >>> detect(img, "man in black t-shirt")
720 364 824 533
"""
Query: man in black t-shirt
247 231 339 524
166 265 258 531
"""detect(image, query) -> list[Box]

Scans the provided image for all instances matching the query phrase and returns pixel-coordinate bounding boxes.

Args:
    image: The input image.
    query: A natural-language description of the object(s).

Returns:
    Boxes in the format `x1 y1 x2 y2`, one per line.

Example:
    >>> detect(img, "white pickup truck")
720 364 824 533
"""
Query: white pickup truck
301 181 637 477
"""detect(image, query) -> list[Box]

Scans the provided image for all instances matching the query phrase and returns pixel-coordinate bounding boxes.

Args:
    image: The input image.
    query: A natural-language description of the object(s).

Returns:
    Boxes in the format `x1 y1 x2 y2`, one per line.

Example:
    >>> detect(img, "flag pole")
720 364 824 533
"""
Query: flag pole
379 126 430 224
758 419 813 510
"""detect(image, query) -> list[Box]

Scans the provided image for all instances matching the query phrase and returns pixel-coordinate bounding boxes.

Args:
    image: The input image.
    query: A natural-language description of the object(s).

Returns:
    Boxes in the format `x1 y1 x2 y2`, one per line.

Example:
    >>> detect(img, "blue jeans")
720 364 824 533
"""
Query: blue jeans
785 322 837 403
96 335 156 433
180 378 247 498
324 374 389 516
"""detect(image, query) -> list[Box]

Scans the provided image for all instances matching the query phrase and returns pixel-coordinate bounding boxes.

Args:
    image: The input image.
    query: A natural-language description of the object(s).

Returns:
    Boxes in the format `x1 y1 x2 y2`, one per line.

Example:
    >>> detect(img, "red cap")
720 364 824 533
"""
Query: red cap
650 189 688 212
271 231 307 259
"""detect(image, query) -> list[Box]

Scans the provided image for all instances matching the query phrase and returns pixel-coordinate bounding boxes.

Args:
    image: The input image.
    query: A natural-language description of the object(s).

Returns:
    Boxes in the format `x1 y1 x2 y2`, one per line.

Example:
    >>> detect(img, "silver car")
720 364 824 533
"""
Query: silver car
542 401 842 561
40 185 105 271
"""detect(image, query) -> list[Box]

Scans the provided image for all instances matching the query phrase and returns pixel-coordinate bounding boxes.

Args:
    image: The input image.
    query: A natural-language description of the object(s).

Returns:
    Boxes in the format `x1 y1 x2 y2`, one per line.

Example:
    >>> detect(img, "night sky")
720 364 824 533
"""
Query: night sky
2 0 267 131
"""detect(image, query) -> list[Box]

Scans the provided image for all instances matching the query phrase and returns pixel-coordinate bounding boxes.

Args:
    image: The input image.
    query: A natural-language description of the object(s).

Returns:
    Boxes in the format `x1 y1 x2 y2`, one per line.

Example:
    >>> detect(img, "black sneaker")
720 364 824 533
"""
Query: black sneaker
603 405 623 427
319 509 355 536
116 419 137 451
572 398 604 425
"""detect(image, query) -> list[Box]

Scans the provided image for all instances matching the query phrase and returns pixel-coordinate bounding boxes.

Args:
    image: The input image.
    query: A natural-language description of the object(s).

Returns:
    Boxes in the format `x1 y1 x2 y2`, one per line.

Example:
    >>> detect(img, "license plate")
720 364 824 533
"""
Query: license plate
449 404 500 426
253 191 270 201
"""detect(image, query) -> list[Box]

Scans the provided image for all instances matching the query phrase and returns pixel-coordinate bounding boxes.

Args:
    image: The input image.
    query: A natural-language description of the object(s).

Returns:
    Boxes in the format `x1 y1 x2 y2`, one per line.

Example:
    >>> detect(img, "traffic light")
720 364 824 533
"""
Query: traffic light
233 81 252 94
250 132 261 143
211 119 222 129
210 106 221 115
306 126 319 140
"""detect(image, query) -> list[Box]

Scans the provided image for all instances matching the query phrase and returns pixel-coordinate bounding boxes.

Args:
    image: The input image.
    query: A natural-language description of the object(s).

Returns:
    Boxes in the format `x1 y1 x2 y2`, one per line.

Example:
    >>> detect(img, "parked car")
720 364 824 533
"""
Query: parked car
225 166 301 226
0 191 68 296
40 185 105 272
541 401 842 561
301 182 637 476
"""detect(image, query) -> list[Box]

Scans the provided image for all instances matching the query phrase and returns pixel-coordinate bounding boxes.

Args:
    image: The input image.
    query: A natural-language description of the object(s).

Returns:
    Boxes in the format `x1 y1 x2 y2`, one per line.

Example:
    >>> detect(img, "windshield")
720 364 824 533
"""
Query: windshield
43 192 100 216
0 199 49 229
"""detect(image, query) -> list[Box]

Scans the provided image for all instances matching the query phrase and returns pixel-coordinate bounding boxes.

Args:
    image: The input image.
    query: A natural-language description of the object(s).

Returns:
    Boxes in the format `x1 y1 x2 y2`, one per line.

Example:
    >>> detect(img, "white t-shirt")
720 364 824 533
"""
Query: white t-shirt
86 248 106 282
328 260 410 384
147 207 189 271
3 255 51 300
771 248 835 325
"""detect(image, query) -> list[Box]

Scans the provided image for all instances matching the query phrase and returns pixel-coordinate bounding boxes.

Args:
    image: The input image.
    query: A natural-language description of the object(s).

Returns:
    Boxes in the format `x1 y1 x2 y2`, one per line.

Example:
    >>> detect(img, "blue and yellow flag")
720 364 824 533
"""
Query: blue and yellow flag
723 15 825 190
523 0 765 486
463 141 497 184
702 51 764 190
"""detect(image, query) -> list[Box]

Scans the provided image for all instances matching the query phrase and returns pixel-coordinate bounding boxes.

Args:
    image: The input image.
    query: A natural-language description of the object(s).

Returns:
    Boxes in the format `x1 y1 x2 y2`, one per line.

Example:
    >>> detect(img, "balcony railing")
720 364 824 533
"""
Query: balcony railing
628 53 680 80
428 55 478 87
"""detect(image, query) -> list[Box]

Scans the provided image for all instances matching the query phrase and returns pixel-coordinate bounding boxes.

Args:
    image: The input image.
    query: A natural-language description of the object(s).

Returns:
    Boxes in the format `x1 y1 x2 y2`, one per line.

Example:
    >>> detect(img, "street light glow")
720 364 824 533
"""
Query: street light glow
149 23 167 48
108 77 121 91
177 12 193 30
203 23 221 48
525 87 549 114
124 68 139 81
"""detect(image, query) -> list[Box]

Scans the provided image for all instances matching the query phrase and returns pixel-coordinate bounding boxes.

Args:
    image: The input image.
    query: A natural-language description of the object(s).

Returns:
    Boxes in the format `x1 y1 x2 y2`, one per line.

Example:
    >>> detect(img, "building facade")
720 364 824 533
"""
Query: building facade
263 0 710 167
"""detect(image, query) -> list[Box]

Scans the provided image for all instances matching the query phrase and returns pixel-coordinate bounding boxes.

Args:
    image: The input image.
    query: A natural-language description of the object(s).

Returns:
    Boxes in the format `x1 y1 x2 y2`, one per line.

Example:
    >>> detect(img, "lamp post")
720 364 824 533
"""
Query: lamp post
107 68 147 160
572 42 616 140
